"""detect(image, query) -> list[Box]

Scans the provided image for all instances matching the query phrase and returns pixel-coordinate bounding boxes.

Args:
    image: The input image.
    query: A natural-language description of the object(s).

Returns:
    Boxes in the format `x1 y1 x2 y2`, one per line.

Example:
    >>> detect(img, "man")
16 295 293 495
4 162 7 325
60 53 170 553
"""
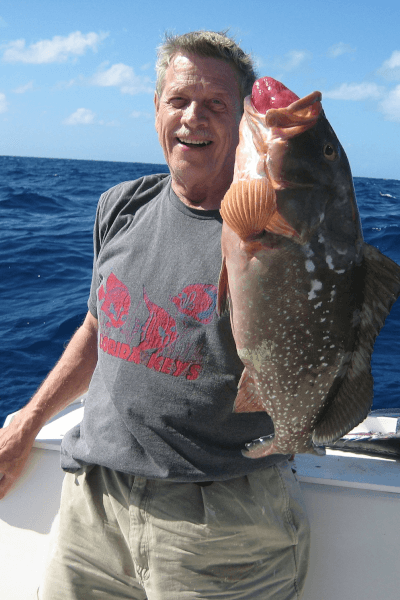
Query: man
0 31 310 599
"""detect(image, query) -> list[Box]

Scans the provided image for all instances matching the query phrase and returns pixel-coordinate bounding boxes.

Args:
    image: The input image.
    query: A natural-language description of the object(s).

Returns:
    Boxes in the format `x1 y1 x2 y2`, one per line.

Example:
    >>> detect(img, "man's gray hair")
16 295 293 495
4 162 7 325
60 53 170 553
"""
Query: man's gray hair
155 30 258 104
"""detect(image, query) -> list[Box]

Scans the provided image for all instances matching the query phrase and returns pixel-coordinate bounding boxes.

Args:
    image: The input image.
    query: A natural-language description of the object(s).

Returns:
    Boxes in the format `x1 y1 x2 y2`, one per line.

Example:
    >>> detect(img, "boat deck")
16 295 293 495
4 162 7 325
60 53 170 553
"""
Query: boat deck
1 399 400 599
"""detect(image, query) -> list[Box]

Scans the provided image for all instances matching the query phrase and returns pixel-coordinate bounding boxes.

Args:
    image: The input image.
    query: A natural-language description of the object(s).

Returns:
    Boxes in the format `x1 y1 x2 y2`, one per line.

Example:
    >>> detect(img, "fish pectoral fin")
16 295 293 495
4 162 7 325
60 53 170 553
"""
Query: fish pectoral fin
265 210 299 240
313 243 400 445
220 179 276 240
217 257 230 317
233 369 265 413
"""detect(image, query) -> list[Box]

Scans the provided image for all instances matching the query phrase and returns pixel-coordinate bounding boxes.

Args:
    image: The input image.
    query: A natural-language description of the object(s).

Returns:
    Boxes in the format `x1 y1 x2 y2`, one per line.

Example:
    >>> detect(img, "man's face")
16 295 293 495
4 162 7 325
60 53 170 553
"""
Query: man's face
154 53 242 206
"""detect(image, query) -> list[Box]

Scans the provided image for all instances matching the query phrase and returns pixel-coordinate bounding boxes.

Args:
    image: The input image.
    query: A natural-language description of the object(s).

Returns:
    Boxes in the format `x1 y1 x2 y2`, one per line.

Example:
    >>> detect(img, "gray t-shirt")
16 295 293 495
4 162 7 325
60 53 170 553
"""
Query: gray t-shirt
61 174 286 480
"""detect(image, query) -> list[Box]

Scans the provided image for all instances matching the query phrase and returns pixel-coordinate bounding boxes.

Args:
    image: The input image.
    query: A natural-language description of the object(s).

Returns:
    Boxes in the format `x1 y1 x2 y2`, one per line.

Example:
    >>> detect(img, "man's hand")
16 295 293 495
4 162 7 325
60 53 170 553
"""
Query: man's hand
0 311 98 499
0 414 39 499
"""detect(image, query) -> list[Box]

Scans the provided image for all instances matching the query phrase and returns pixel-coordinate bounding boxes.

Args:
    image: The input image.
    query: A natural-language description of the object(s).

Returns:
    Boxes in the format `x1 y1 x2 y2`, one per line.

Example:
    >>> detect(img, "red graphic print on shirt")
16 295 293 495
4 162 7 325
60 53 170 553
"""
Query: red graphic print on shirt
171 284 217 324
99 273 130 328
98 273 217 380
128 289 178 368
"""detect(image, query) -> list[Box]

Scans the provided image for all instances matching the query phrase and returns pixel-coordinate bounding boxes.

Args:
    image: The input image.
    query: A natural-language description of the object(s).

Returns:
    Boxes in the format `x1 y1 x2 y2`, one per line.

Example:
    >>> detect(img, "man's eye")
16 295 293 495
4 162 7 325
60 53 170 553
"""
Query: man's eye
209 99 225 110
169 97 186 107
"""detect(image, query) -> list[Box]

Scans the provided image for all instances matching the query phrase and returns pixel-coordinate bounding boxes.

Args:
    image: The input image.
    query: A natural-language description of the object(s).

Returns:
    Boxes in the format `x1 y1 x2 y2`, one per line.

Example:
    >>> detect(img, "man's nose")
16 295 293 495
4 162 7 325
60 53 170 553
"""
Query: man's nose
182 102 207 127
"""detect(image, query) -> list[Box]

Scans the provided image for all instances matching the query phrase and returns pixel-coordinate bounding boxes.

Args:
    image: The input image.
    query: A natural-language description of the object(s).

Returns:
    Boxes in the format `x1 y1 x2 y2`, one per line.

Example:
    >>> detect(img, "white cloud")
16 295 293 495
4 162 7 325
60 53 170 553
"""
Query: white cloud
3 31 108 64
378 50 400 80
379 85 400 122
277 50 311 71
130 110 152 119
98 119 120 127
13 81 34 94
90 63 153 95
64 108 96 125
55 77 81 90
323 82 384 101
0 92 7 113
327 42 356 58
384 51 400 70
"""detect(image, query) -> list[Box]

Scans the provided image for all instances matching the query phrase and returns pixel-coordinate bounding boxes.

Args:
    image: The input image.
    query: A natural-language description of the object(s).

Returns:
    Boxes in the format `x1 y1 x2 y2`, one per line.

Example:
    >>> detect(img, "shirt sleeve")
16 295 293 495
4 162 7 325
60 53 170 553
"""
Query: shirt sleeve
87 191 107 318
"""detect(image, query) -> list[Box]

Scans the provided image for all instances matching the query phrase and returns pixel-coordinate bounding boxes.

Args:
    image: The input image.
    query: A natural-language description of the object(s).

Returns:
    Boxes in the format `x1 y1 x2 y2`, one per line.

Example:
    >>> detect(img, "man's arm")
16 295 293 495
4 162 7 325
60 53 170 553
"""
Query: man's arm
0 311 98 499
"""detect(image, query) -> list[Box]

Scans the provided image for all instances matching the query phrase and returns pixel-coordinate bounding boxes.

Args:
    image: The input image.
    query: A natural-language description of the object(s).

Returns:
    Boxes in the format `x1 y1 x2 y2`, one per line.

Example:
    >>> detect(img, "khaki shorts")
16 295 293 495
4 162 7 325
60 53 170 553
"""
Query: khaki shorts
39 461 309 600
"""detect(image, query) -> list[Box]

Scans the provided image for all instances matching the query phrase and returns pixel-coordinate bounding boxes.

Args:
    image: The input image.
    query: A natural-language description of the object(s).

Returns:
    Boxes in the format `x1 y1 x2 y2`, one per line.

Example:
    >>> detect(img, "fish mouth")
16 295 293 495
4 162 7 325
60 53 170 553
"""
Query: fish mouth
272 179 314 190
176 137 213 148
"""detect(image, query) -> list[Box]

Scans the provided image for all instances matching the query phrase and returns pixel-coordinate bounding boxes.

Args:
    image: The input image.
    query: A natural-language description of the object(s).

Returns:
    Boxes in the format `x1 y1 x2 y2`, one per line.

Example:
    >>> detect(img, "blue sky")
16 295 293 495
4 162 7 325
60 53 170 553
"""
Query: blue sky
1 0 399 179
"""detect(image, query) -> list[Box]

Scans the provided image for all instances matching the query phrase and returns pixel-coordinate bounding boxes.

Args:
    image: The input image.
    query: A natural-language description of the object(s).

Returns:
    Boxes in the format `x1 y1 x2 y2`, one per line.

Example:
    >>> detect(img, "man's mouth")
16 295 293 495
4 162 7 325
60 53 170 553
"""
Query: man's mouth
176 137 212 148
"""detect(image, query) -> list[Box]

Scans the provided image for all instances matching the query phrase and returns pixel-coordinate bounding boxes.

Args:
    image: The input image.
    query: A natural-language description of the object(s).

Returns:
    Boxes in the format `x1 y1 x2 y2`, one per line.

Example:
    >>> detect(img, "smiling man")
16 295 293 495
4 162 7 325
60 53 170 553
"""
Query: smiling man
0 31 310 600
155 52 242 209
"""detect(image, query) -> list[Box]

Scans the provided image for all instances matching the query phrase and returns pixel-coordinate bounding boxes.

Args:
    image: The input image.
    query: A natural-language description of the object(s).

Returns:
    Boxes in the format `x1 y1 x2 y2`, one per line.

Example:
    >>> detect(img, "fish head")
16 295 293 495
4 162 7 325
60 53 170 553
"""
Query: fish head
232 77 321 185
228 77 362 248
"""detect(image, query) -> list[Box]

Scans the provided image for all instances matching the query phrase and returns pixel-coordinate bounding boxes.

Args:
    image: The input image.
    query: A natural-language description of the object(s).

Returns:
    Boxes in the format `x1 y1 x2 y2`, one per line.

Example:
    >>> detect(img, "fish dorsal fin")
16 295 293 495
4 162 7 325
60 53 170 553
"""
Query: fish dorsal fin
313 243 400 444
220 179 276 240
233 368 265 413
217 257 230 317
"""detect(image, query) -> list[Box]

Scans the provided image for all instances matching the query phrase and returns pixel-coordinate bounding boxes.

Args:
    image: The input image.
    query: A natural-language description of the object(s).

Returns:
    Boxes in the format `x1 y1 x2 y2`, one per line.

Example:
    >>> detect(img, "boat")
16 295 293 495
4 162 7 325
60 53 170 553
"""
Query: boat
1 398 400 599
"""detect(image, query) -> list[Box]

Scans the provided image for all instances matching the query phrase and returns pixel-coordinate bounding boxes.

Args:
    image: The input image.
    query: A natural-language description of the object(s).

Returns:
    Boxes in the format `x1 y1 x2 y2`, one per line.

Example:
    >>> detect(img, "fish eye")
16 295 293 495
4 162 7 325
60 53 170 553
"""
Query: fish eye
323 143 338 161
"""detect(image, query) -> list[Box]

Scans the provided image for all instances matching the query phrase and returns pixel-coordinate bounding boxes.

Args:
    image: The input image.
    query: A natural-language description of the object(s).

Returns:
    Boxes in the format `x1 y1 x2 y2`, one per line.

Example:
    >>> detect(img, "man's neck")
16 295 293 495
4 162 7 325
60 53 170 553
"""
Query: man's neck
171 179 226 211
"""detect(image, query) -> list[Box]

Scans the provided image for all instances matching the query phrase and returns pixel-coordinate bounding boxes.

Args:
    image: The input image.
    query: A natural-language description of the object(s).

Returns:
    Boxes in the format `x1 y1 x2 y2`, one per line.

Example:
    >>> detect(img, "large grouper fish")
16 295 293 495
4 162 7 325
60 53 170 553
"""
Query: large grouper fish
218 76 400 458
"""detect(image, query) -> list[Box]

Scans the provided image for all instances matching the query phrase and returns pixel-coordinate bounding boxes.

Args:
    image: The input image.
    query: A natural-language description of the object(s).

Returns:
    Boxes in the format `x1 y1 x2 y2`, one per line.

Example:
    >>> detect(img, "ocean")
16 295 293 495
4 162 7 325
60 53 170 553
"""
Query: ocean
1 155 399 427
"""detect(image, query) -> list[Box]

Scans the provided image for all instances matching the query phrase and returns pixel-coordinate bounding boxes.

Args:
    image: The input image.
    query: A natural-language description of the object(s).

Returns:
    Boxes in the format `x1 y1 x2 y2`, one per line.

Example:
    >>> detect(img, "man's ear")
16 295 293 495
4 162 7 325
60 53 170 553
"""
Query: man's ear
154 92 160 133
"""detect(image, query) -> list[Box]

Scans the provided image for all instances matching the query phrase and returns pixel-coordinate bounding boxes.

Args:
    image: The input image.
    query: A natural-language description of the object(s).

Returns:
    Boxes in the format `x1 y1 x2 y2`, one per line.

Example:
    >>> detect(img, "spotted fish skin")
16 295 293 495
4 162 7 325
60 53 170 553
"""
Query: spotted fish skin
218 77 400 458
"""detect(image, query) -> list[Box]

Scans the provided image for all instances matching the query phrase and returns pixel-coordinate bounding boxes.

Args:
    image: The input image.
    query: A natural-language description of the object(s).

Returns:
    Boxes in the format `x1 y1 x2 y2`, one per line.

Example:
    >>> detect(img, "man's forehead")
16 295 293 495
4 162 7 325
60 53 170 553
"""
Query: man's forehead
164 53 240 96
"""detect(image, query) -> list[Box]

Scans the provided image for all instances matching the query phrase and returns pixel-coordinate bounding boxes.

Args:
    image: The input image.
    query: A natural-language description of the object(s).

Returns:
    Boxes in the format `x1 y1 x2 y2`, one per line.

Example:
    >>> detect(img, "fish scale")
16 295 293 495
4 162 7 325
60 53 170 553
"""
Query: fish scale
218 77 400 457
229 234 352 456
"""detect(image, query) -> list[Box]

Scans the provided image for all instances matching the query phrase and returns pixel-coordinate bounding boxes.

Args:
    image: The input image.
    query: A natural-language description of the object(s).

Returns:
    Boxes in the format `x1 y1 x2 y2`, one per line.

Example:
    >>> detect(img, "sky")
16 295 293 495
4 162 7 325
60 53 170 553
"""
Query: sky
1 0 400 179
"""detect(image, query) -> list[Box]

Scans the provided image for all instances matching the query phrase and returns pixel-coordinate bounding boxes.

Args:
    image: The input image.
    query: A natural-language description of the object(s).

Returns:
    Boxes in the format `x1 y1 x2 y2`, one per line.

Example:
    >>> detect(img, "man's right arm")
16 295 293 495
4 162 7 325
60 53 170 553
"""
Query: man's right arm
0 311 98 499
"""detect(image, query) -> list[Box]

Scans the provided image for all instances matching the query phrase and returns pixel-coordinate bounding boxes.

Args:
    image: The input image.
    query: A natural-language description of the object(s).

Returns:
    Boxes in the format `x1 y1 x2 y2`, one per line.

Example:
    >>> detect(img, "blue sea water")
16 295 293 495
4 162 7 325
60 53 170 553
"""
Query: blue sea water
0 155 399 427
